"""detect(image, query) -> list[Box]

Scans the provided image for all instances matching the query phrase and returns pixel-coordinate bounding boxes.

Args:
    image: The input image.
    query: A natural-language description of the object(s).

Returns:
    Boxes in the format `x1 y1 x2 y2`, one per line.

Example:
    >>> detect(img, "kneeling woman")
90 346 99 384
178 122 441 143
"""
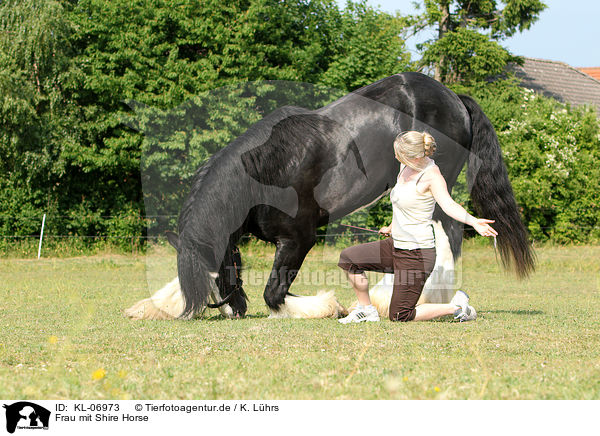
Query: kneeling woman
338 131 497 323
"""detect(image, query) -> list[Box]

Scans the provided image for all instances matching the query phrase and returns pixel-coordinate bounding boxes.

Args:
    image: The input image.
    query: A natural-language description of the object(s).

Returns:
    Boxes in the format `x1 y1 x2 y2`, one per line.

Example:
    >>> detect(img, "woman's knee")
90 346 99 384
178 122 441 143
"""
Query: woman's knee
338 247 355 270
389 308 416 322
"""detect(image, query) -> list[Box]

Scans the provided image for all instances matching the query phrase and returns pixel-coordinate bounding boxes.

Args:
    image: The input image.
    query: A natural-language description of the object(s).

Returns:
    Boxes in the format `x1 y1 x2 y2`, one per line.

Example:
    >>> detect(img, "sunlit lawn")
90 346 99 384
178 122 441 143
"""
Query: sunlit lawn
1 240 599 399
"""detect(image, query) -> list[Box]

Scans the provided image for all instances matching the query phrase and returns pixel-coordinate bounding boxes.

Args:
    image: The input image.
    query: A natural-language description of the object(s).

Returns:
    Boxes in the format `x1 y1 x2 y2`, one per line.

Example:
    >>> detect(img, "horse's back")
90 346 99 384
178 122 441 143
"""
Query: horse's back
353 72 472 145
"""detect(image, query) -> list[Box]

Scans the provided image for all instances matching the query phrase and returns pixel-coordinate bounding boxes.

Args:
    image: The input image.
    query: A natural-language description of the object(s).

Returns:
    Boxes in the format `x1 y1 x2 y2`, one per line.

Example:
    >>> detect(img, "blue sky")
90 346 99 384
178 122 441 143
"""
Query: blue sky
336 0 600 67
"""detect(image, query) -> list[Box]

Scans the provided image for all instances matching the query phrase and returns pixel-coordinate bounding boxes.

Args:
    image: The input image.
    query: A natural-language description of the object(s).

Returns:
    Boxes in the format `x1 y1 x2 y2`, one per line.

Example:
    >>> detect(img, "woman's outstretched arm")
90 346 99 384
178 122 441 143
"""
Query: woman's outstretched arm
428 167 498 238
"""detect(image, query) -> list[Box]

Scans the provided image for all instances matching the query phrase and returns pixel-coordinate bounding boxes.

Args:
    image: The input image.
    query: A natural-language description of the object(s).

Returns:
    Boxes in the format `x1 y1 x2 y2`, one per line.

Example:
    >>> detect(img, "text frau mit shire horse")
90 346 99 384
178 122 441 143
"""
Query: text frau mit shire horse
125 72 535 321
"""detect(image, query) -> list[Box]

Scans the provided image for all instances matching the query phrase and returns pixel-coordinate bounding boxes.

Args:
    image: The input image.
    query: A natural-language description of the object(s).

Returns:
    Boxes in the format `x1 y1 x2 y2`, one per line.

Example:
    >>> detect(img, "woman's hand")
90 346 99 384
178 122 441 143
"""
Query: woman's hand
378 225 391 236
472 219 498 238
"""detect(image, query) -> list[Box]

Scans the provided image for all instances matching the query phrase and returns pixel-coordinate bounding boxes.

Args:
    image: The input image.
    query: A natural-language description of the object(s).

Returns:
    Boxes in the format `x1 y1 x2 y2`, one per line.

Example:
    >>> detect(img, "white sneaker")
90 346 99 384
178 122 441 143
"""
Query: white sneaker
338 305 380 324
450 290 469 320
455 305 477 322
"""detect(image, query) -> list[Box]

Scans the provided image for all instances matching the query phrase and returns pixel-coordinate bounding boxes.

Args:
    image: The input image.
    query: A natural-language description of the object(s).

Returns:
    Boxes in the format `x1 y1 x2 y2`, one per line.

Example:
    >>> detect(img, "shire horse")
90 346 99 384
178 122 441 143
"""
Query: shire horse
125 72 535 320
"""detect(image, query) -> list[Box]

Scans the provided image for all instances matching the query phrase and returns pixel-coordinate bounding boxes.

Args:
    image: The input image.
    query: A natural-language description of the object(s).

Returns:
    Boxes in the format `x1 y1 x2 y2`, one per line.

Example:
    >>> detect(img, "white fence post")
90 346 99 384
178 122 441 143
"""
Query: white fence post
37 213 46 259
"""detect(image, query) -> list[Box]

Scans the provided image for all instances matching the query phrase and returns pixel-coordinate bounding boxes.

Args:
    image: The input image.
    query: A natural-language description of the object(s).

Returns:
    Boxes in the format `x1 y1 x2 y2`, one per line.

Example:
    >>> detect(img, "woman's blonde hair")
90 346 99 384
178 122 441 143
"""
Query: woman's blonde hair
393 131 436 171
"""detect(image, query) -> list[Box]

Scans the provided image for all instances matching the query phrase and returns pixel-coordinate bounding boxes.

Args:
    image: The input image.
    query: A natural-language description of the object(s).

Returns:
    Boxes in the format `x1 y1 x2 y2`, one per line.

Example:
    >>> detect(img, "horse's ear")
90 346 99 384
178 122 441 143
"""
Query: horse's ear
165 231 180 251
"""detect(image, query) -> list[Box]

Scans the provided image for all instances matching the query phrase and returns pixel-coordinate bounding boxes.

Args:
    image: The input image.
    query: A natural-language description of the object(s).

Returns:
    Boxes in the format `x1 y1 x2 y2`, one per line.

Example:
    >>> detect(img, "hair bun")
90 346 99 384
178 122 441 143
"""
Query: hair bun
422 132 436 157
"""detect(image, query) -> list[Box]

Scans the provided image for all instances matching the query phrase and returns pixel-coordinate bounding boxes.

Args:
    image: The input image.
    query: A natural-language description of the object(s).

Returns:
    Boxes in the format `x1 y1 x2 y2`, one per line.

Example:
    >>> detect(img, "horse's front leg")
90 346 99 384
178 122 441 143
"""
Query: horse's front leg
263 235 347 319
264 237 314 311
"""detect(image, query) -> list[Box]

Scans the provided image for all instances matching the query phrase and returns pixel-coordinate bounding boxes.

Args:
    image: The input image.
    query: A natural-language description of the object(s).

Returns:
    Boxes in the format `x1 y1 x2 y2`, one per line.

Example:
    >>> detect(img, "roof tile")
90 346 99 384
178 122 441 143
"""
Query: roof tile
507 58 600 116
578 67 600 82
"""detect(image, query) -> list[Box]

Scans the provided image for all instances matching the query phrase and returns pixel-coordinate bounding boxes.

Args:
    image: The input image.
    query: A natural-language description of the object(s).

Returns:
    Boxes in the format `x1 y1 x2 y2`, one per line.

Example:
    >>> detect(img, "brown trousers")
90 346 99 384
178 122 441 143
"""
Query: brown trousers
338 237 436 322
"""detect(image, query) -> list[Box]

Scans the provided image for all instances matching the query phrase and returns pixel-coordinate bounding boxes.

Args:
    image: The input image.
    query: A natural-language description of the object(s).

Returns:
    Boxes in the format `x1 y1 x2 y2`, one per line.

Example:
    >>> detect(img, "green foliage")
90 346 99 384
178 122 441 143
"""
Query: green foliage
412 0 546 83
452 0 546 38
419 0 546 38
0 0 74 231
492 0 547 38
319 1 412 90
106 204 147 250
1 0 411 241
128 0 411 235
1 0 597 247
420 27 514 83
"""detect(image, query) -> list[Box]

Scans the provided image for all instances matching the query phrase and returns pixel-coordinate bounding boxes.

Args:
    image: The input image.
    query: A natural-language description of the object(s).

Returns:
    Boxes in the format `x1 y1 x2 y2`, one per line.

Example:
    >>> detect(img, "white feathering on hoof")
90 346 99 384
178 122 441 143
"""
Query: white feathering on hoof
124 277 186 320
125 274 235 320
268 291 348 319
348 220 457 317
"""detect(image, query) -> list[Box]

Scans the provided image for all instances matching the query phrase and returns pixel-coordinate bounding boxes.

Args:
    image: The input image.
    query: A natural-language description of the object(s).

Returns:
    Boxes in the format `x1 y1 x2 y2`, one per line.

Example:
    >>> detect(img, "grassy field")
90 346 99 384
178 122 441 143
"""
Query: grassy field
0 240 599 399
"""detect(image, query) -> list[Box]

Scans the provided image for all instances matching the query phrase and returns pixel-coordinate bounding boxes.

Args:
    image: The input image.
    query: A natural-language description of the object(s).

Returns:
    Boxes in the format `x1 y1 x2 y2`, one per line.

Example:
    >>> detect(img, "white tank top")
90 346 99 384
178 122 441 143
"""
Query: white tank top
390 160 437 249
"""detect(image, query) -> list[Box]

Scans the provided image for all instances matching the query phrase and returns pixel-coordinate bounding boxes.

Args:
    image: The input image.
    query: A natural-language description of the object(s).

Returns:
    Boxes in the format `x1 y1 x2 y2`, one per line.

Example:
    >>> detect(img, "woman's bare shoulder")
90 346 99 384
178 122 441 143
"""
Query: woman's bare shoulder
419 164 445 189
424 163 443 179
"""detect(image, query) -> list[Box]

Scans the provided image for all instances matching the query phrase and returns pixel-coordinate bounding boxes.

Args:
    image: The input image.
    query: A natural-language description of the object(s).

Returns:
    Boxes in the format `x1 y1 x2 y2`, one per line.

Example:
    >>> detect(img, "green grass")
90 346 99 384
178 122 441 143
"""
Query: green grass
1 240 599 399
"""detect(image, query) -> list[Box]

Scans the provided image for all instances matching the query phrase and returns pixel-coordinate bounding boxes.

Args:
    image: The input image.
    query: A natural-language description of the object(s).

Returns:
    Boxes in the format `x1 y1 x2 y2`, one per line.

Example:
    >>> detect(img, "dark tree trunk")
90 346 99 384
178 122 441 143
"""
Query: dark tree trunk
435 0 451 82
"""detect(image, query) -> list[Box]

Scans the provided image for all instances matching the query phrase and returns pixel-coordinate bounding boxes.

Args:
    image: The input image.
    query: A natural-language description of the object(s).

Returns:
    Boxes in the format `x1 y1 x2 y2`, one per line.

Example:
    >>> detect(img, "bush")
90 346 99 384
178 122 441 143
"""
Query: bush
106 205 147 251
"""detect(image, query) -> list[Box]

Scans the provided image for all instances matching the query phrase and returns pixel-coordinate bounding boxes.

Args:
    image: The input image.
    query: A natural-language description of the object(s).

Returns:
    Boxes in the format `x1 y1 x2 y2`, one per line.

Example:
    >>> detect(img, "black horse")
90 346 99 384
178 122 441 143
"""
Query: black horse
160 72 534 319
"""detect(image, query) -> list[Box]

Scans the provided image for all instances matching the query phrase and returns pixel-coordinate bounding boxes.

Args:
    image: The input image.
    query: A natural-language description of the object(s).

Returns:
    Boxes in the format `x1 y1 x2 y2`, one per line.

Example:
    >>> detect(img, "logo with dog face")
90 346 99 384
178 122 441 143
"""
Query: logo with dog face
2 402 50 433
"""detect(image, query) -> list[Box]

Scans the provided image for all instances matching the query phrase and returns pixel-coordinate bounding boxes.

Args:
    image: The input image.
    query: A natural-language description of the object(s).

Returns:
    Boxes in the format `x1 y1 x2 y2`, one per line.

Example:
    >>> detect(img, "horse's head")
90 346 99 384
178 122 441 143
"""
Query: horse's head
167 231 247 319
212 244 247 318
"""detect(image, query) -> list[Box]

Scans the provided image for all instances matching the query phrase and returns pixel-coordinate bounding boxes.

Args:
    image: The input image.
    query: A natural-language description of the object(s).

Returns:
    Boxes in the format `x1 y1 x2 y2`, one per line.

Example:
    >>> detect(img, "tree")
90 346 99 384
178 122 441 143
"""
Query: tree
320 1 411 90
0 0 75 236
63 0 413 237
413 0 546 83
420 26 514 83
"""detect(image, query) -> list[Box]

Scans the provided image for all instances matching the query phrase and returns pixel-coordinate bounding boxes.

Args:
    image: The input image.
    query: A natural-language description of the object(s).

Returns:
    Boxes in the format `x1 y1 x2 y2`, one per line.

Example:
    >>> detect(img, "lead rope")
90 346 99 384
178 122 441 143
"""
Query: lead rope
339 223 380 233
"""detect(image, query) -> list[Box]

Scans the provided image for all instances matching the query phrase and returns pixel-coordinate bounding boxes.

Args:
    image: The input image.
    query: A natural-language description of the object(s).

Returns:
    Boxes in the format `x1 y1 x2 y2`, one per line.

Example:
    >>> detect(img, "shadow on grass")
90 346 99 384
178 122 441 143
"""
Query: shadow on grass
202 313 268 321
485 309 544 316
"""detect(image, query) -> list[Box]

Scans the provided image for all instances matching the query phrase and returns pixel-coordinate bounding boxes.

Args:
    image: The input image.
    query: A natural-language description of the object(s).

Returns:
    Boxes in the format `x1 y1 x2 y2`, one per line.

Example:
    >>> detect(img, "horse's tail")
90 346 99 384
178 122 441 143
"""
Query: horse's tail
459 94 536 278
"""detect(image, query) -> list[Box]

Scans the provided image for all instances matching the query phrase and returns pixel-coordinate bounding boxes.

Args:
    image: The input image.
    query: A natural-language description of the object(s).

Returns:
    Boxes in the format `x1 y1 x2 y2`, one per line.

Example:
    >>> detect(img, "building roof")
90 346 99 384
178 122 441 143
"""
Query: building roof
507 57 600 115
578 67 600 82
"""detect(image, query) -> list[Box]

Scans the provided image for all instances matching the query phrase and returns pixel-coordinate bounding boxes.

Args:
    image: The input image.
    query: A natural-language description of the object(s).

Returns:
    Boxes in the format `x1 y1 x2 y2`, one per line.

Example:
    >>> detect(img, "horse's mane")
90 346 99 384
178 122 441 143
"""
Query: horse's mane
177 105 309 235
177 152 220 234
